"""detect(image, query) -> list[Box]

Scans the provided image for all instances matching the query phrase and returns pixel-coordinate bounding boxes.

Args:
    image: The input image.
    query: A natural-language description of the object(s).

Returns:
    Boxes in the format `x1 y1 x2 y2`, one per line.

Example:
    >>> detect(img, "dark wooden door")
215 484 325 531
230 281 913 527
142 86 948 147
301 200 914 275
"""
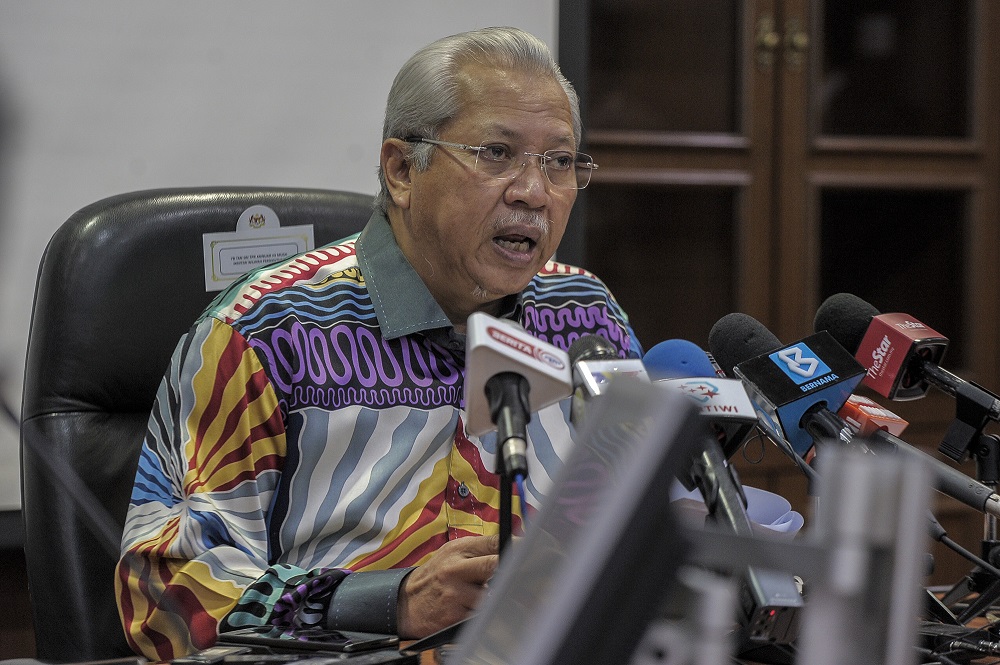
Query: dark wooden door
560 0 1000 586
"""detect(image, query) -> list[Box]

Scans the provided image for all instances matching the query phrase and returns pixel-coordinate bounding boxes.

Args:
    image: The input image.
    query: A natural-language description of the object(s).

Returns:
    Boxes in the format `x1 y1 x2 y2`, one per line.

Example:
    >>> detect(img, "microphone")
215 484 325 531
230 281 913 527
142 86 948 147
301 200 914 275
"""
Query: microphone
708 313 866 458
814 292 951 401
838 397 1000 519
569 335 647 397
815 293 1000 461
718 313 1000 521
645 338 803 645
837 394 908 437
465 312 573 477
645 339 758 459
568 334 648 429
568 333 619 365
643 338 726 380
868 429 1000 520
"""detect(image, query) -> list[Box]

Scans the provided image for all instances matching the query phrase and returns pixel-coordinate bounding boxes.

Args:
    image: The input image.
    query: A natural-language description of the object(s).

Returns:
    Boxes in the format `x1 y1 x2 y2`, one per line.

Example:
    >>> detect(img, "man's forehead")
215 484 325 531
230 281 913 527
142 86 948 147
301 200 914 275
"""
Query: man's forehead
451 69 575 145
455 63 566 107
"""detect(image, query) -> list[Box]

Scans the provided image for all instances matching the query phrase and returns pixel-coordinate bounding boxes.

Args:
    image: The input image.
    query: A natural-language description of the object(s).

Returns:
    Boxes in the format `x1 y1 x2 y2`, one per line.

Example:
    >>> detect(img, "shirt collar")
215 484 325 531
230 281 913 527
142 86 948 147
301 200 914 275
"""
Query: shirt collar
356 211 450 339
355 211 522 340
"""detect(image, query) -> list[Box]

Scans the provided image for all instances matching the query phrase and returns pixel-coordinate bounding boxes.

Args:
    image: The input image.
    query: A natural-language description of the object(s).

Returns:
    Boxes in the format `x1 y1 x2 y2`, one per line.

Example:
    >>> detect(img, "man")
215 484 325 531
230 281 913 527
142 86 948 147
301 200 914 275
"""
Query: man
116 26 640 660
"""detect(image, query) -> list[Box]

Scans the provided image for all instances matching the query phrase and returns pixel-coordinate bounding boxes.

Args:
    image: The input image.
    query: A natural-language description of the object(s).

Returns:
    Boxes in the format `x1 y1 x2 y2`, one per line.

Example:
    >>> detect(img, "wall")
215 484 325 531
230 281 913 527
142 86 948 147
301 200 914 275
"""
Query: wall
0 0 557 511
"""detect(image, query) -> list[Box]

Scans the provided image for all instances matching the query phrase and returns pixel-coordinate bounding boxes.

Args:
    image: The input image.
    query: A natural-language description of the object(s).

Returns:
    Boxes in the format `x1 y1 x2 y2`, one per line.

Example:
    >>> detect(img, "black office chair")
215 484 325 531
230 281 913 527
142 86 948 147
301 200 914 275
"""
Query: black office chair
20 187 374 662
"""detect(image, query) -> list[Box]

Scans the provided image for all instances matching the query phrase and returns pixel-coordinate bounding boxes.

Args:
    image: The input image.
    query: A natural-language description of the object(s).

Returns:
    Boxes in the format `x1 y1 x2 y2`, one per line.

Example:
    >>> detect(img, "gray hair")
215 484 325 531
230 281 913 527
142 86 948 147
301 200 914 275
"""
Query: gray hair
374 26 582 214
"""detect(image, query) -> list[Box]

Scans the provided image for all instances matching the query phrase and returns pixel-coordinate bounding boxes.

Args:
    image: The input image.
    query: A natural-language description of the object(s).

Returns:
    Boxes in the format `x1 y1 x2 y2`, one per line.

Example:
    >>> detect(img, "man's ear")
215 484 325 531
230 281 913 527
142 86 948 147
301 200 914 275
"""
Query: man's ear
381 139 412 210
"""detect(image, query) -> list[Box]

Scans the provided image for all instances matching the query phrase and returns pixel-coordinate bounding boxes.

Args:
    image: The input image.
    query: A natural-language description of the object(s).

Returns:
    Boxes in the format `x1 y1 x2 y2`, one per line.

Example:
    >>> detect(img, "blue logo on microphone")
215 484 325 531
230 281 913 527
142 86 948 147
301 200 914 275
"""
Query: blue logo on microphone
769 343 832 387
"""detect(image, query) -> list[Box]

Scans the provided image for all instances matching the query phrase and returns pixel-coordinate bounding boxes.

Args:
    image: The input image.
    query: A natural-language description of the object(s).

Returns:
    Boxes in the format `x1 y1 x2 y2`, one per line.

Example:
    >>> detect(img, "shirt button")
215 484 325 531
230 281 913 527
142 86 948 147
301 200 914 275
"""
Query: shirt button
457 482 470 498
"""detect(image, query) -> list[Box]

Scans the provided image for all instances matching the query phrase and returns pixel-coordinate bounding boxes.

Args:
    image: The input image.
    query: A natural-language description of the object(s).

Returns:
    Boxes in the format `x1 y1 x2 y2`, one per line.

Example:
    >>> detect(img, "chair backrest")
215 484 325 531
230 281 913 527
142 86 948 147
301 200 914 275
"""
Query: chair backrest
20 186 374 661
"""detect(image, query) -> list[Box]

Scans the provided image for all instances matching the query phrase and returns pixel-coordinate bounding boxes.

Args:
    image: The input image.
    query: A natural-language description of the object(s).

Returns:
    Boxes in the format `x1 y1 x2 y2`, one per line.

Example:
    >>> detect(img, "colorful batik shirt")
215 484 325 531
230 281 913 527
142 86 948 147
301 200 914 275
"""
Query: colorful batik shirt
115 212 640 660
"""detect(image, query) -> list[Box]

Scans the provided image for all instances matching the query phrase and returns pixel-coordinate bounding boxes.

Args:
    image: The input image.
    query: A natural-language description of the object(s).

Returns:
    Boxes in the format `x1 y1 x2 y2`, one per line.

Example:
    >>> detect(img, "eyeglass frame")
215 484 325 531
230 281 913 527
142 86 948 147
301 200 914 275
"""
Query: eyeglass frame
403 136 598 190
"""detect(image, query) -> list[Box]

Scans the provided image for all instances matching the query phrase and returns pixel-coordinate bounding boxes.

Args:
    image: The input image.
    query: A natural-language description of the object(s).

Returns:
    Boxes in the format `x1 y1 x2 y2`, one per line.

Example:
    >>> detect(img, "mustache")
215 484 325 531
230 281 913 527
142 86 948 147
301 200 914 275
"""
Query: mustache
490 209 550 235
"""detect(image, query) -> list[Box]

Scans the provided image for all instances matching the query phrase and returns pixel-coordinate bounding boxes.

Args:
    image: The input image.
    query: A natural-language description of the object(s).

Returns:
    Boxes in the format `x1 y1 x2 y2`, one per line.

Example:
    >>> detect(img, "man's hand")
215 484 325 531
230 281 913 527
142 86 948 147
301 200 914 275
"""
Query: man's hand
396 534 500 638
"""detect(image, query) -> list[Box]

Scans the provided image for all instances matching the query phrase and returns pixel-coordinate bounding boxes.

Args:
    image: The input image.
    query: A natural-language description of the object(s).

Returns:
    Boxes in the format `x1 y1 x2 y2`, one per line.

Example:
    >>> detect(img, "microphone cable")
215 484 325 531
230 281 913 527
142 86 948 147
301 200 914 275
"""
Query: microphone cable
941 535 1000 583
926 512 1000 624
514 473 528 531
929 621 1000 663
914 646 971 665
930 519 1000 587
742 421 822 488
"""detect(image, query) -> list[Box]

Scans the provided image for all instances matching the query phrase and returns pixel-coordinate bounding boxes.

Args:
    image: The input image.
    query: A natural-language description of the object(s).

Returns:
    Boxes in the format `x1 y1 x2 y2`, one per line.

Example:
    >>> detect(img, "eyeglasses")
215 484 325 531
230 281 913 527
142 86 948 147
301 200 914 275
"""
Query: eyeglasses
405 137 598 190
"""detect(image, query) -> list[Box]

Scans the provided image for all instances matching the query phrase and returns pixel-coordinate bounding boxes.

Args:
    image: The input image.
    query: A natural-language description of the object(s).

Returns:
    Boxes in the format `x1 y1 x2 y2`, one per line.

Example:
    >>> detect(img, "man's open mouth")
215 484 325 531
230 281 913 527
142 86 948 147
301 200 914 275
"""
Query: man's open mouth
494 234 535 254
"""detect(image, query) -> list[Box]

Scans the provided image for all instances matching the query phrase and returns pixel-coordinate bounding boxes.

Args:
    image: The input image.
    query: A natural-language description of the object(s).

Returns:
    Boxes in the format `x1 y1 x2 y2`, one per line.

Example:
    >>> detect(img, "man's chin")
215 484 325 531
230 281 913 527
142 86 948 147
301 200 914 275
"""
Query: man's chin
475 275 534 303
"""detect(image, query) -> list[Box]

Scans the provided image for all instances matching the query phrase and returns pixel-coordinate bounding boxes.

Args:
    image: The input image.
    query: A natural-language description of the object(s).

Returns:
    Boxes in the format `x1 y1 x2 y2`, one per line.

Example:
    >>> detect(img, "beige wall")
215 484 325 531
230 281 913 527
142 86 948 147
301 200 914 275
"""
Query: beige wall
0 0 558 510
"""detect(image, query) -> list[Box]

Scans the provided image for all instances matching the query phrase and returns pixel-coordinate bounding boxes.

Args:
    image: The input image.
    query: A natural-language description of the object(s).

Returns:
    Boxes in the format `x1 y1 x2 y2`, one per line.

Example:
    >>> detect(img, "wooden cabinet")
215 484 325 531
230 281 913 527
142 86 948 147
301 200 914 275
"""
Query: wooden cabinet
559 0 1000 586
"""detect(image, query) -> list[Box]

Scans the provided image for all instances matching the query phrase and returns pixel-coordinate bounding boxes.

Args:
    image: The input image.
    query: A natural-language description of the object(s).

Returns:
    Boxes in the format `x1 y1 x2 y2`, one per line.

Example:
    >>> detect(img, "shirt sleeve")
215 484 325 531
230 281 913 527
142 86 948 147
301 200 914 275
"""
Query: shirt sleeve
325 567 414 634
219 565 413 637
115 316 287 660
115 317 422 659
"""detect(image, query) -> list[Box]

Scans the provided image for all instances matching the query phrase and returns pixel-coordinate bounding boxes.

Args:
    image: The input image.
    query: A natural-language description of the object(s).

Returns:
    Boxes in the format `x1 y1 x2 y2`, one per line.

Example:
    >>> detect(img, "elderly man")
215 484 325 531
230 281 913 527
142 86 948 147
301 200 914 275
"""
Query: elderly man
116 26 640 660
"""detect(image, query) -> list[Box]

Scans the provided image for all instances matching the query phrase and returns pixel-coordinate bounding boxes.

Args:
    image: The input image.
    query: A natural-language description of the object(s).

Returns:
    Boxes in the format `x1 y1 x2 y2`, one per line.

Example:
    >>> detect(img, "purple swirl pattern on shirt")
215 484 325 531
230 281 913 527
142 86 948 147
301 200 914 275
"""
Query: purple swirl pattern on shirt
250 323 463 410
523 303 629 355
289 384 462 410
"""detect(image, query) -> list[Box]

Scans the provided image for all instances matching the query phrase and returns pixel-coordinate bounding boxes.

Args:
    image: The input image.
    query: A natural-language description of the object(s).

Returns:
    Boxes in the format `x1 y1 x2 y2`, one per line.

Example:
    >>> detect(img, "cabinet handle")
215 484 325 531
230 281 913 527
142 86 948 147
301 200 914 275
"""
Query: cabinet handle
755 14 781 68
785 17 809 69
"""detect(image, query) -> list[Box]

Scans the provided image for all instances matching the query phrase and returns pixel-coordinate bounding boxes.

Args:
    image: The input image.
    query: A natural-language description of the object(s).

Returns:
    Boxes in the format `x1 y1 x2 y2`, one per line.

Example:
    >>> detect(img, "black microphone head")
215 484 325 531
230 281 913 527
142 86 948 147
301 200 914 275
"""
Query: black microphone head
708 313 782 377
813 293 881 354
568 334 619 364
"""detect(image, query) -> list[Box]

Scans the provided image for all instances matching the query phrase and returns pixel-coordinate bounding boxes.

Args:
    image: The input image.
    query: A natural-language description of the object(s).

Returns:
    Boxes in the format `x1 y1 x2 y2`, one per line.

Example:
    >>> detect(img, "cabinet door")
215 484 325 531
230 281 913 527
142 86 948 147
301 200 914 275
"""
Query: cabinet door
776 0 1000 584
563 0 1000 587
775 0 992 350
568 0 775 349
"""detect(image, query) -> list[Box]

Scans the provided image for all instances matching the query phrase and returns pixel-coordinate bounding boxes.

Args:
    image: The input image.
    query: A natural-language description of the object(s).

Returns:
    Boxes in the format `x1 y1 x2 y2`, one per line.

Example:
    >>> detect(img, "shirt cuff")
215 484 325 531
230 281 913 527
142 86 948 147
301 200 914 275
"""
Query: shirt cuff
324 567 415 634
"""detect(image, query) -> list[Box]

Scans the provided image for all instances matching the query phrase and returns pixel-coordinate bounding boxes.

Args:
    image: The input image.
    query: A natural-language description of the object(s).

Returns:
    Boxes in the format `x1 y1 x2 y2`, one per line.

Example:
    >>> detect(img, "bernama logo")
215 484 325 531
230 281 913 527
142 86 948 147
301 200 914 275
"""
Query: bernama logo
488 326 566 370
869 334 892 378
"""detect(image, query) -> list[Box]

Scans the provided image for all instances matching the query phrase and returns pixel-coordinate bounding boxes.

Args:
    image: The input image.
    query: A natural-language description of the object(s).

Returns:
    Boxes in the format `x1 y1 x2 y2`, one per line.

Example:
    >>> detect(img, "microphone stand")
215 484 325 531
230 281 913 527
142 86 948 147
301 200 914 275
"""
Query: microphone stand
939 431 1000 617
498 468 513 554
485 372 531 556
683 435 803 649
687 439 754 538
976 434 1000 561
933 372 1000 616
